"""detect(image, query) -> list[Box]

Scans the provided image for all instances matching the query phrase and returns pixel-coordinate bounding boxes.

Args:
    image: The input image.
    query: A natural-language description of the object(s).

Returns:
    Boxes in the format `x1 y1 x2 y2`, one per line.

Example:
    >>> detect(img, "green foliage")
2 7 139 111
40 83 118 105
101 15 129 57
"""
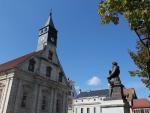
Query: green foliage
98 0 150 31
129 42 150 88
98 0 150 89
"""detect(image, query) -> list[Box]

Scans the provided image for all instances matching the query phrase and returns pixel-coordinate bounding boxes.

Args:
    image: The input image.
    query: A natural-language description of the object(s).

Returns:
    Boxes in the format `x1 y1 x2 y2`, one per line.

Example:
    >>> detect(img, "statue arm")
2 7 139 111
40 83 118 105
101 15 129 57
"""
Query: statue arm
110 66 117 77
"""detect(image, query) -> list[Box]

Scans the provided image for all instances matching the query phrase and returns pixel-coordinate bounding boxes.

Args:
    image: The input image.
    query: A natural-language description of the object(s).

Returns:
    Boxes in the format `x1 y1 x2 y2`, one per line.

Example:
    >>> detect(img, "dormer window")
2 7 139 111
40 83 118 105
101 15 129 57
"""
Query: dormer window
48 50 53 60
46 66 52 77
28 59 36 72
58 72 63 82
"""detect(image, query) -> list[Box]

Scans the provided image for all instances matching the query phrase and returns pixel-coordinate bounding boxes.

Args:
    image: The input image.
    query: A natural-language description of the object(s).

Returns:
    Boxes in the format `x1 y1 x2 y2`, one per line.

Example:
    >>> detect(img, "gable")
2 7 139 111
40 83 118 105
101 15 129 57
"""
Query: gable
0 51 40 72
17 47 68 86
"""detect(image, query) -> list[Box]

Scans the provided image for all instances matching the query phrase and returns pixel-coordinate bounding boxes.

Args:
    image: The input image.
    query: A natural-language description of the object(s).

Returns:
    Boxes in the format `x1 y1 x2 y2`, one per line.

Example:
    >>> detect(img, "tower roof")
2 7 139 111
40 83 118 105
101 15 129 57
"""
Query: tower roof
45 12 55 28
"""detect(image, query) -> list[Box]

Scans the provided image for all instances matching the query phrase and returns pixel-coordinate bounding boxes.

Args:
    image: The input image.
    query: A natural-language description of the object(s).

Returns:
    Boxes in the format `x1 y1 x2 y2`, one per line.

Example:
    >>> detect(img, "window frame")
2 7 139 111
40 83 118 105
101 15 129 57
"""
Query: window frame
41 95 47 111
144 108 150 113
58 72 63 82
48 50 53 60
21 92 28 108
87 108 90 113
134 109 142 113
28 59 36 72
46 66 52 78
81 108 83 113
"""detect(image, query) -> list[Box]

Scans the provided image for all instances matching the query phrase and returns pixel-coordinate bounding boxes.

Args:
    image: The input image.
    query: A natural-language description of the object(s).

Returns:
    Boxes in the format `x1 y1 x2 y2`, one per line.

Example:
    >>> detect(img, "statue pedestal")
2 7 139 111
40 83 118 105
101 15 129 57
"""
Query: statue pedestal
110 83 124 99
102 84 130 113
101 99 130 113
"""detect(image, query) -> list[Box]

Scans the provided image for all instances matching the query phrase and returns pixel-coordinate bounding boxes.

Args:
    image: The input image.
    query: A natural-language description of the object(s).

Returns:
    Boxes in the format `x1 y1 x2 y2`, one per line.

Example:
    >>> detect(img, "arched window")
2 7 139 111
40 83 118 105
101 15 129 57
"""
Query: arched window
48 50 53 60
58 72 63 82
46 66 52 77
28 59 36 72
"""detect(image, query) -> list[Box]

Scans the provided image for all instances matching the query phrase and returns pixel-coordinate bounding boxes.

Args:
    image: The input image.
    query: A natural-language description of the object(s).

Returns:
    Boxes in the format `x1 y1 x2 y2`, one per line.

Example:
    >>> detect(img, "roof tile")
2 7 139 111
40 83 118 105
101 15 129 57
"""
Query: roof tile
76 89 109 98
0 51 40 72
132 99 150 108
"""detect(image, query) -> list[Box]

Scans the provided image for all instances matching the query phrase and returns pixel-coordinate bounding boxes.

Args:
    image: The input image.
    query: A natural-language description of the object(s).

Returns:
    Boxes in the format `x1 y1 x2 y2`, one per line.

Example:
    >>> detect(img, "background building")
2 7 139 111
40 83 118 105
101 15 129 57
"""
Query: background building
132 99 150 113
73 88 137 113
0 13 69 113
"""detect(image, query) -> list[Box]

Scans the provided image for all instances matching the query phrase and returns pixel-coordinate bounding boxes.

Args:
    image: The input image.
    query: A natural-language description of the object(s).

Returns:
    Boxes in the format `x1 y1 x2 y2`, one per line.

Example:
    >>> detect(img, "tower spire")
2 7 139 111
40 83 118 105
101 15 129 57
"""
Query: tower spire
45 9 55 28
37 12 58 50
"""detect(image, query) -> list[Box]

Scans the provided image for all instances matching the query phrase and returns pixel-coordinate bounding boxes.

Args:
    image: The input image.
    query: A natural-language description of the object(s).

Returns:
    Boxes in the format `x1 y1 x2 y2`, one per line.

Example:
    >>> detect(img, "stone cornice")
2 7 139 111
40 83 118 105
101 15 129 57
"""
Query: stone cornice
15 69 69 92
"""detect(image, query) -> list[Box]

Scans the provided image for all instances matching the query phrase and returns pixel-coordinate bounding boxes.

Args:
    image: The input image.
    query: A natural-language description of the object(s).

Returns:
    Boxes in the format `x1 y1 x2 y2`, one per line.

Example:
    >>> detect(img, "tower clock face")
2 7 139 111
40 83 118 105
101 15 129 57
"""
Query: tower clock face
40 37 45 42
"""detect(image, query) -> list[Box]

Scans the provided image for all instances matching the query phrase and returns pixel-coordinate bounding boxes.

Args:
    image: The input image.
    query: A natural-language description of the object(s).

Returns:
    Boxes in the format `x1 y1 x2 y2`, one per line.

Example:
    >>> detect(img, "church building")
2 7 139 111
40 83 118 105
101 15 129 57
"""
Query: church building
0 13 69 113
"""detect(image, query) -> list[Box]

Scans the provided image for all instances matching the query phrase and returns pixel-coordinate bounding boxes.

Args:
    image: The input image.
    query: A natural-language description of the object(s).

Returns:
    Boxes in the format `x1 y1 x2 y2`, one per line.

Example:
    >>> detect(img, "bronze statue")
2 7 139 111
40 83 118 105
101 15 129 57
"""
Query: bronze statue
108 62 121 96
108 62 121 85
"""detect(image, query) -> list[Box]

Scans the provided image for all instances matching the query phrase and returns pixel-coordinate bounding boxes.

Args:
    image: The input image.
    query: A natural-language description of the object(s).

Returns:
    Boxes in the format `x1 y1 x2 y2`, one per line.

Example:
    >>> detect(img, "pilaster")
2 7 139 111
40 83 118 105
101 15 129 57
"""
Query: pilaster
52 89 57 113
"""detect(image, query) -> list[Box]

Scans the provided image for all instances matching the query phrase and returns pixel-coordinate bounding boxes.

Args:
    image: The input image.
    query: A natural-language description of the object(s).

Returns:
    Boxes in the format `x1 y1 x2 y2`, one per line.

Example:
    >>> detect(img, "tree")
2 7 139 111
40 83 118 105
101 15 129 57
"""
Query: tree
98 0 150 88
129 41 150 88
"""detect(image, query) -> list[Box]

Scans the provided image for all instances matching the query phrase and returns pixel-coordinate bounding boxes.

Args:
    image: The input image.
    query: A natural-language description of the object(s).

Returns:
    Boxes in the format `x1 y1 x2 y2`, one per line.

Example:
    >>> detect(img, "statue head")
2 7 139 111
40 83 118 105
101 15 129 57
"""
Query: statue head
112 61 118 66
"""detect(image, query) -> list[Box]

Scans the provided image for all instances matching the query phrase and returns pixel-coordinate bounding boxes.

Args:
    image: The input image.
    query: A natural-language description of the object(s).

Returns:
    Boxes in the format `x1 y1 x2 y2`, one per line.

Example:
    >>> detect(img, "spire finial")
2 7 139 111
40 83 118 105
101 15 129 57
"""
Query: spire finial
44 10 55 28
50 9 52 17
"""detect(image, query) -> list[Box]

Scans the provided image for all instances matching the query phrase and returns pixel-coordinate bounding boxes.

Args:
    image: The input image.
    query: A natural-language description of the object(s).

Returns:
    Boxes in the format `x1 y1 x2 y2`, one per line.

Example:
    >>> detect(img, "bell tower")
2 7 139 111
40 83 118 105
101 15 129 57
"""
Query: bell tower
37 12 58 50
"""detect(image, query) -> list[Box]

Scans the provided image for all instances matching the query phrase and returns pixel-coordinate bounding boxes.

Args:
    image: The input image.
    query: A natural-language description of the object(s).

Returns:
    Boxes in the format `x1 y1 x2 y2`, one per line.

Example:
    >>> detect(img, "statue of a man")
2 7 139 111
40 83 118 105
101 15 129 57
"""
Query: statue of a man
108 62 121 86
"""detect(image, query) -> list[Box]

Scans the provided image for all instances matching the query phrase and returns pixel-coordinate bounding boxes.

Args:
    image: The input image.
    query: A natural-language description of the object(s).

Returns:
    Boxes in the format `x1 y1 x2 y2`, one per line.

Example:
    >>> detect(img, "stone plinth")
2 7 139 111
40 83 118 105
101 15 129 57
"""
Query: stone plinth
110 83 125 100
101 99 130 113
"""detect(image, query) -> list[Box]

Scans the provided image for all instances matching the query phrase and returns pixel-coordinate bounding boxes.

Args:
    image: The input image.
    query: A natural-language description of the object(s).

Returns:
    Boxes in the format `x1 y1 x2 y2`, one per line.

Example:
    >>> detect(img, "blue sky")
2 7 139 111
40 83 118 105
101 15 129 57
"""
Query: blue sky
0 0 149 98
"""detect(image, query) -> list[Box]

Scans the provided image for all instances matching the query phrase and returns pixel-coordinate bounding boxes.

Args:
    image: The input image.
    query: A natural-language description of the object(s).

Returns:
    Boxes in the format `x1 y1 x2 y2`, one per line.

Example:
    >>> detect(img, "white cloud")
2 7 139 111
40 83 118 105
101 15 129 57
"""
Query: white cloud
87 76 101 86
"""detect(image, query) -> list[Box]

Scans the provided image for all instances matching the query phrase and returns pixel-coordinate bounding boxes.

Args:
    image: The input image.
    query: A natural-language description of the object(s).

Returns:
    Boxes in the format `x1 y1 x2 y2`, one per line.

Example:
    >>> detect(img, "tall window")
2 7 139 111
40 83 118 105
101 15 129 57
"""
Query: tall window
81 108 83 113
21 92 27 108
94 107 96 113
48 50 53 60
56 99 60 113
41 96 47 110
87 108 90 113
56 96 63 113
58 72 63 82
28 59 36 72
46 67 52 77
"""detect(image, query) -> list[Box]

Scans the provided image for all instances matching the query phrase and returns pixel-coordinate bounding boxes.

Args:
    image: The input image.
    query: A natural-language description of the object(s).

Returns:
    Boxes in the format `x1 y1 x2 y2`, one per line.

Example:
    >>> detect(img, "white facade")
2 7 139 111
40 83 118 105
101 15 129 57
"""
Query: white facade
73 95 106 113
73 90 131 113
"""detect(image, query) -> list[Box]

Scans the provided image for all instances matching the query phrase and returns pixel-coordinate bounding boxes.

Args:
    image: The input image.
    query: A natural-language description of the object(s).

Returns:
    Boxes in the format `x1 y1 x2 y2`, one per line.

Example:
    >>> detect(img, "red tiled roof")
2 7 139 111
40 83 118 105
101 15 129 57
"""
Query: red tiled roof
0 51 40 72
132 99 150 108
